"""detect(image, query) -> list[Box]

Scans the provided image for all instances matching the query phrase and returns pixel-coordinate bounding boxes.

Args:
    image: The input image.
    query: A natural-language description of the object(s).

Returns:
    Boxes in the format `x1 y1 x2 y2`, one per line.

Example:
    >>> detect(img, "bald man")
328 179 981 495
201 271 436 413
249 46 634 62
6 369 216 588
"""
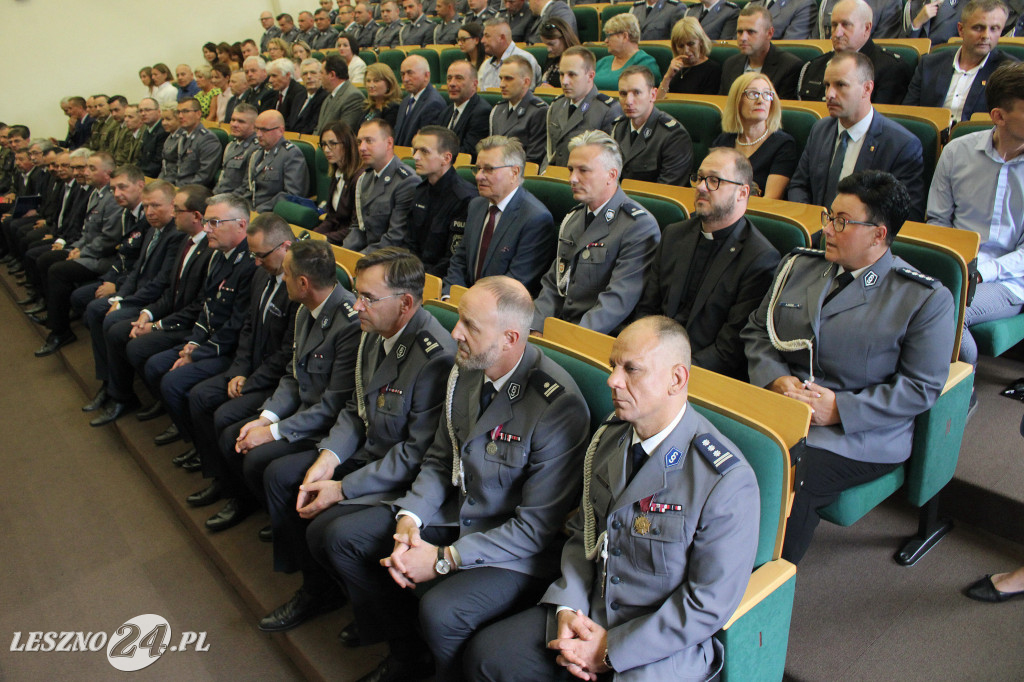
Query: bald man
249 110 309 211
394 55 447 147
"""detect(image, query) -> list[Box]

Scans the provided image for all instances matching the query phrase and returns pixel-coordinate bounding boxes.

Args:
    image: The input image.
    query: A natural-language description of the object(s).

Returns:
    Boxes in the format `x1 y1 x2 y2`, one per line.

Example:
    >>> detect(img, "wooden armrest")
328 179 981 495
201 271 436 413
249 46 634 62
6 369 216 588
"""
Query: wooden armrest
722 559 797 630
942 361 973 395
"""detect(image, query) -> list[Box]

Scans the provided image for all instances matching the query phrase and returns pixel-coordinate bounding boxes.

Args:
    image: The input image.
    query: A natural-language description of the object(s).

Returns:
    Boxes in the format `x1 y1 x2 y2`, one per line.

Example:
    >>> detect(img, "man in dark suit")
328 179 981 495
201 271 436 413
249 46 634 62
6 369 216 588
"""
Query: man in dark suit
291 60 329 135
798 0 911 104
394 55 447 147
137 99 168 178
266 59 305 129
444 135 555 296
440 61 493 160
58 99 93 151
207 240 361 533
789 52 925 218
904 0 1017 122
904 0 963 43
320 277 590 682
81 181 186 413
748 0 816 37
257 248 457 635
490 57 549 166
637 148 781 379
91 186 214 424
316 55 366 135
153 214 294 472
222 72 251 126
719 4 805 99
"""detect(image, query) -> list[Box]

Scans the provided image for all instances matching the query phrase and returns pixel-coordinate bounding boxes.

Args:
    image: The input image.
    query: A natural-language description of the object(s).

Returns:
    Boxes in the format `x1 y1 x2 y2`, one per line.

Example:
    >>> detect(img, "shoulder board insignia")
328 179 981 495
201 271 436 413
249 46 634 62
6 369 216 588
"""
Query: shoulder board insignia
897 267 939 287
342 301 359 319
724 1 738 7
601 411 624 426
633 0 644 4
530 370 564 402
395 164 413 177
418 332 443 358
595 93 614 105
626 203 647 218
197 127 209 135
792 246 825 257
695 433 740 474
613 114 626 124
662 116 678 128
552 94 567 103
666 0 680 4
282 140 295 149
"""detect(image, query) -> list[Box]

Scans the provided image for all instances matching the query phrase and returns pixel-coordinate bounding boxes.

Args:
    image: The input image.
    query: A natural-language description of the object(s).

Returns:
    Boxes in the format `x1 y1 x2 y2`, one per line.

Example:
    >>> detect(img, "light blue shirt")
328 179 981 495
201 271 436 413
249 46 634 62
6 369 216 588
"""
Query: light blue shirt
927 130 1024 301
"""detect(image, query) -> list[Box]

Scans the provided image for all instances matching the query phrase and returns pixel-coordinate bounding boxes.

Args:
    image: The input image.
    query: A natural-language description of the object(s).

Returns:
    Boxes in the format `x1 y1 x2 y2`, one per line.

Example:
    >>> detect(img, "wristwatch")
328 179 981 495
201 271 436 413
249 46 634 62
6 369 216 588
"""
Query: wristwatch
434 546 452 575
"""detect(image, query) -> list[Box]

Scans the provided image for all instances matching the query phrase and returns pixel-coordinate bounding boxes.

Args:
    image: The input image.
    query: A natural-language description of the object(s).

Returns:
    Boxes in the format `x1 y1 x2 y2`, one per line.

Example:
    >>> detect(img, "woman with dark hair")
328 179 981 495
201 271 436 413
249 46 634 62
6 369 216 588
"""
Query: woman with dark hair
216 42 233 66
539 17 580 86
151 63 177 106
458 23 487 70
362 63 403 128
317 121 366 244
203 42 219 65
139 66 154 98
227 44 245 72
207 63 232 122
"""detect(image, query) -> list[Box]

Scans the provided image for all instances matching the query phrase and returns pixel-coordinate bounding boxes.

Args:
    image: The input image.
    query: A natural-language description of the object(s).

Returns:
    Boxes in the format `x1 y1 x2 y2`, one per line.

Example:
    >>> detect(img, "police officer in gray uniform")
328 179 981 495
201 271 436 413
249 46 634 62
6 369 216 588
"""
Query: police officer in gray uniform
632 0 686 40
434 14 463 44
685 0 740 38
489 55 549 166
465 316 761 682
611 65 693 185
374 1 405 47
533 131 660 334
258 248 458 634
159 127 185 183
343 120 420 253
213 103 259 196
321 277 591 682
502 0 536 42
173 99 222 188
400 0 436 46
247 110 309 212
547 47 623 168
742 170 954 564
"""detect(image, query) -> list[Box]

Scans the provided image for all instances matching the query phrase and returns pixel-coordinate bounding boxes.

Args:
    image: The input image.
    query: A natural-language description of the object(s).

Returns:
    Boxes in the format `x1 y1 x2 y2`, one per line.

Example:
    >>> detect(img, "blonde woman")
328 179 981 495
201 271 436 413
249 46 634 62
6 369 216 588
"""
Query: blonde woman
657 17 720 97
712 72 797 199
594 13 661 91
362 63 403 128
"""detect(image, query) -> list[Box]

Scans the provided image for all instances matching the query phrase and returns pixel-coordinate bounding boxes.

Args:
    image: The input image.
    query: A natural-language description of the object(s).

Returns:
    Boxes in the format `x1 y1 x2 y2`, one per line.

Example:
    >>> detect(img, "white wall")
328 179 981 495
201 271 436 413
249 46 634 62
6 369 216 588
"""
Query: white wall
0 0 339 140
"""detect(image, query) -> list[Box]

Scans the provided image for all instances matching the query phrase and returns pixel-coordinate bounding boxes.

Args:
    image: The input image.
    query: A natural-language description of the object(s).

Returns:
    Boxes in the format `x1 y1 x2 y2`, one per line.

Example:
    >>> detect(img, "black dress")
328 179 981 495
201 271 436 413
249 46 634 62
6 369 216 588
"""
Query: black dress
665 59 722 96
711 130 798 196
364 102 399 129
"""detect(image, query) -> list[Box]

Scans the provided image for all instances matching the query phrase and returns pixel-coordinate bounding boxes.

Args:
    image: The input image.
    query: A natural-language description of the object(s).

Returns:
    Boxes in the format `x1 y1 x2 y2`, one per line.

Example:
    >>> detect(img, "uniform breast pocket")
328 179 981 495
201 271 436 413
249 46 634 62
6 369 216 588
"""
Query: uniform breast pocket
261 165 283 183
306 355 333 375
373 392 406 440
629 512 686 576
225 157 245 172
574 247 609 286
482 441 528 489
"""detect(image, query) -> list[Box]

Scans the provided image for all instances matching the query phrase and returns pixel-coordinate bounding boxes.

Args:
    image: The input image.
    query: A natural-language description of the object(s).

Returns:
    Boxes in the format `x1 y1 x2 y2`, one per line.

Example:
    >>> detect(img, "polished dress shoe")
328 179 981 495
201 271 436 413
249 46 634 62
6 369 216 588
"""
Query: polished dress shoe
258 525 273 542
205 499 252 533
82 385 108 412
34 332 76 357
964 575 1024 603
172 447 197 467
257 588 346 633
90 397 140 426
337 621 362 647
356 652 434 682
17 292 38 306
186 479 223 507
136 401 166 421
28 312 48 326
153 424 181 446
24 301 46 314
7 263 24 274
180 452 202 472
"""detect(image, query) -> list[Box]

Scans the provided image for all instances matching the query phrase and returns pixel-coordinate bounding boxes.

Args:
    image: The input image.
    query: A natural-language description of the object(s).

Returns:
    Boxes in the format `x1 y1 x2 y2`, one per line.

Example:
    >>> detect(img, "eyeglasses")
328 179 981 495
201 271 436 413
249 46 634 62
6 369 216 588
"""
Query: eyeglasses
201 217 243 228
742 89 774 102
173 207 195 214
470 164 515 175
250 242 286 260
176 108 199 114
355 292 403 308
821 209 878 233
456 36 474 42
689 173 745 191
319 140 341 149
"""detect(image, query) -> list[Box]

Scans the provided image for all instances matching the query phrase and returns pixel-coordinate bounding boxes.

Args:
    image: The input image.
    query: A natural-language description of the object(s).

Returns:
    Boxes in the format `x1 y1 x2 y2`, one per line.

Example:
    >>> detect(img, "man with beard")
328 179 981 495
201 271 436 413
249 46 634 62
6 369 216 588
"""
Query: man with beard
635 147 780 379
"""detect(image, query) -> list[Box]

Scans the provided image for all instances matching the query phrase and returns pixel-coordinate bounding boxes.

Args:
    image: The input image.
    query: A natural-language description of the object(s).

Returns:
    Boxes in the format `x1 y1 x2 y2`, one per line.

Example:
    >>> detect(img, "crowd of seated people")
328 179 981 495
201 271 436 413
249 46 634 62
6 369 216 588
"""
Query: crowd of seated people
2 0 1024 678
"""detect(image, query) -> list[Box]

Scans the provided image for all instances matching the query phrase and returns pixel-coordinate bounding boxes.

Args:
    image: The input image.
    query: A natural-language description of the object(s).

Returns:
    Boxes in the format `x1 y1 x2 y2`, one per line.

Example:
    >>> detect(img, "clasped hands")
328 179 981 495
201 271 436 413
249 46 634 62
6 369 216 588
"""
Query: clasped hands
769 375 840 426
547 609 610 681
379 515 443 589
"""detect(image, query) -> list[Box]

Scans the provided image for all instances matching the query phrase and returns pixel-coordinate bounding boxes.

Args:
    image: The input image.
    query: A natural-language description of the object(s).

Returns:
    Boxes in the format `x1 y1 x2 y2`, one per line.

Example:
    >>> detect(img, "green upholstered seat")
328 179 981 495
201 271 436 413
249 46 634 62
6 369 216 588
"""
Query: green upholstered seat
710 45 741 66
456 167 477 184
358 49 378 65
574 7 601 42
889 116 939 189
601 3 632 24
623 190 687 230
478 91 505 107
439 48 464 80
780 108 818 159
273 199 319 229
424 300 460 332
523 176 579 224
311 51 326 62
879 44 918 72
523 45 548 66
290 139 319 196
654 100 722 169
776 44 824 63
376 49 406 79
208 126 229 150
408 49 442 84
532 341 611 433
641 45 674 77
949 121 992 141
972 315 1024 356
336 263 352 291
747 214 810 254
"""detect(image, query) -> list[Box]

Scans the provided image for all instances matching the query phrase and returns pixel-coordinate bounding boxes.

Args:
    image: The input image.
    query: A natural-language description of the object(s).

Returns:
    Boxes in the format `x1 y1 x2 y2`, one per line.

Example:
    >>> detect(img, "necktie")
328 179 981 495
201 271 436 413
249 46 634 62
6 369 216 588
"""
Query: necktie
406 96 416 117
627 442 647 484
480 381 497 415
449 107 460 129
765 0 774 9
476 205 499 280
276 92 284 110
568 103 578 118
260 277 279 322
823 271 854 306
584 211 595 230
699 7 709 21
141 227 161 270
824 130 850 209
630 129 639 146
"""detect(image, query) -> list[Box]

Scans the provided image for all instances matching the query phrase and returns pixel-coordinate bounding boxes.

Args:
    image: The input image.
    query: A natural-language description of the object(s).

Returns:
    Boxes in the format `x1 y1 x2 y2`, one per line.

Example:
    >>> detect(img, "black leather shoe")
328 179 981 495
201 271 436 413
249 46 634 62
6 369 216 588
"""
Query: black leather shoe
186 479 223 507
90 397 140 426
964 575 1024 603
136 401 166 422
257 588 346 633
172 447 196 466
34 332 76 357
205 499 252 533
23 302 46 315
356 652 434 682
7 264 24 274
82 385 108 412
258 525 273 542
0 255 15 265
28 313 48 326
153 424 180 446
17 292 38 306
180 451 202 472
338 621 362 647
